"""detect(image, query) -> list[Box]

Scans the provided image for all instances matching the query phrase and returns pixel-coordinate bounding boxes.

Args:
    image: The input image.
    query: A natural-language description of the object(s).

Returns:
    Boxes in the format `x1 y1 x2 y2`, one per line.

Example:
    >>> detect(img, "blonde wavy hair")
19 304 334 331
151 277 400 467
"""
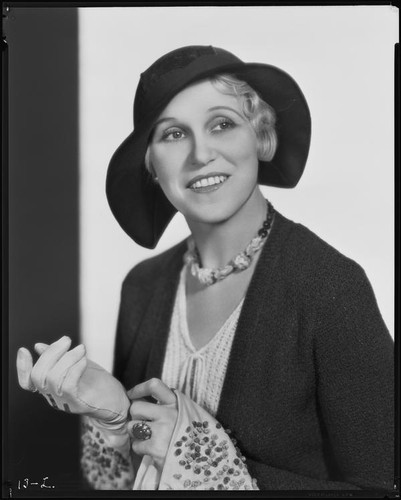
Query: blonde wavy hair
210 73 277 162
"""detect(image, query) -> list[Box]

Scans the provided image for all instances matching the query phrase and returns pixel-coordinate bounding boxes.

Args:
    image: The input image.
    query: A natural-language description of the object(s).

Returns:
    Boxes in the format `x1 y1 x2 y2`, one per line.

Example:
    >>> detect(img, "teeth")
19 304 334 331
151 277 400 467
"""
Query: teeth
190 175 227 189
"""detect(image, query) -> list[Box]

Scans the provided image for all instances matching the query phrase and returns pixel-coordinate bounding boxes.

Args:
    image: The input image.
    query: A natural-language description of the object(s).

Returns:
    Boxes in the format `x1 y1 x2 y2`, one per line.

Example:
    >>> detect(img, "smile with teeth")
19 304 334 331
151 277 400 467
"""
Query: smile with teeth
189 175 228 190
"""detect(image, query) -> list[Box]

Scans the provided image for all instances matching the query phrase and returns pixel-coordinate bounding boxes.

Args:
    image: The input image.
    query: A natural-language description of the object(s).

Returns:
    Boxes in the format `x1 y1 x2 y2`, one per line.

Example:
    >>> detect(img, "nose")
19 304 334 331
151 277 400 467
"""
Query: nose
189 133 216 167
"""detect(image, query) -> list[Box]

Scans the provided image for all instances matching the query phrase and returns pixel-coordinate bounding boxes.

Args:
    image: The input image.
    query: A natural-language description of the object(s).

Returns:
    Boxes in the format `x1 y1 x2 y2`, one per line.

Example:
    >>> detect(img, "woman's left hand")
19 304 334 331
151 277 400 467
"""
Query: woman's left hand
127 378 178 471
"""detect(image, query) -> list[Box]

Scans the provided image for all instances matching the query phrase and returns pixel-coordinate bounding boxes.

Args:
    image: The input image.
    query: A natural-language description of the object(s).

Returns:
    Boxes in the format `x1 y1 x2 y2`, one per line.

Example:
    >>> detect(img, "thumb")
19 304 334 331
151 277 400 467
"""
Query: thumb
16 348 36 392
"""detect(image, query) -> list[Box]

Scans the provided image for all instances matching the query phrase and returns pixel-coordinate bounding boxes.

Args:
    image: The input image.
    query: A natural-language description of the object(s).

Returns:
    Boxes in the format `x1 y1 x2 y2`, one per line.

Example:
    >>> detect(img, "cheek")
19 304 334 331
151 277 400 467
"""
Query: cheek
149 146 185 182
224 131 259 169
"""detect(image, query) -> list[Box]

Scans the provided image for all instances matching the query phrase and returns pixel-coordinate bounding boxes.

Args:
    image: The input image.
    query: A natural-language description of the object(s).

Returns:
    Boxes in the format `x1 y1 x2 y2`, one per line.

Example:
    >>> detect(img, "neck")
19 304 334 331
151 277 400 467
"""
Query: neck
186 187 268 268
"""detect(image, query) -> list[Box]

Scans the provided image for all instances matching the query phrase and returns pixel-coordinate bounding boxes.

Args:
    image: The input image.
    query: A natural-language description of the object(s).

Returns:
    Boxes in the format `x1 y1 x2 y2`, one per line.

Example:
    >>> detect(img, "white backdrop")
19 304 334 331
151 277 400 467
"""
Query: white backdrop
79 5 397 371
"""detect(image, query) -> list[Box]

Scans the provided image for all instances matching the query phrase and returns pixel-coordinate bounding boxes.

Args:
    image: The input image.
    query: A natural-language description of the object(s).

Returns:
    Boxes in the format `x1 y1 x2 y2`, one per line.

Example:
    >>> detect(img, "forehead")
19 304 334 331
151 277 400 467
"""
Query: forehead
158 79 242 119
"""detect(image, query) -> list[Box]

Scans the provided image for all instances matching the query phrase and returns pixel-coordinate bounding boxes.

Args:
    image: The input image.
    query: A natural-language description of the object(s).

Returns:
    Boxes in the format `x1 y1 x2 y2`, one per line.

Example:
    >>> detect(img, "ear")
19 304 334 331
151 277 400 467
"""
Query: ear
144 147 158 181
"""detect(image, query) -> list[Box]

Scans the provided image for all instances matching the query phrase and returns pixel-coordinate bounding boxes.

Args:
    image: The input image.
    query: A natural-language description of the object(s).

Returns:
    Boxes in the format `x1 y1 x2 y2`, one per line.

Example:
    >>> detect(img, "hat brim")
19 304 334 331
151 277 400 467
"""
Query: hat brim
106 127 176 249
106 62 311 248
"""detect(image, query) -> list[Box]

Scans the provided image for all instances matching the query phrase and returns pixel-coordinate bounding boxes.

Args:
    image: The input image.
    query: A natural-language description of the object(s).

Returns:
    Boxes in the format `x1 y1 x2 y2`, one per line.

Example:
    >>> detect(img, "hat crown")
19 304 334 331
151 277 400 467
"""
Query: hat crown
133 45 243 127
140 45 217 93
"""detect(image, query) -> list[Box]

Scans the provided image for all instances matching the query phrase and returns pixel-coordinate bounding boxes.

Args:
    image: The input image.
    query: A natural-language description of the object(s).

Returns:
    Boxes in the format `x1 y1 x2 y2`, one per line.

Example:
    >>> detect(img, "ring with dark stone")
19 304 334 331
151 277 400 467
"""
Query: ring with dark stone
130 421 152 440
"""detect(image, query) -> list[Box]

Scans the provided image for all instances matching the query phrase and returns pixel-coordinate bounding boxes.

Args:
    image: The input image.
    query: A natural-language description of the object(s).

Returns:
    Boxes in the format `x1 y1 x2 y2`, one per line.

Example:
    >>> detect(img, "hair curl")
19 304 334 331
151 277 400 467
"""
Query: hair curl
210 73 277 162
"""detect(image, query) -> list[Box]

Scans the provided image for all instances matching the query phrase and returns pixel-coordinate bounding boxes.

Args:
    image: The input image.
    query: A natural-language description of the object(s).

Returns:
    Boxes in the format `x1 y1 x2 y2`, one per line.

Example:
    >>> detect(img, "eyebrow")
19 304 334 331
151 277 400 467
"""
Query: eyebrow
207 106 244 119
153 105 244 130
153 117 175 128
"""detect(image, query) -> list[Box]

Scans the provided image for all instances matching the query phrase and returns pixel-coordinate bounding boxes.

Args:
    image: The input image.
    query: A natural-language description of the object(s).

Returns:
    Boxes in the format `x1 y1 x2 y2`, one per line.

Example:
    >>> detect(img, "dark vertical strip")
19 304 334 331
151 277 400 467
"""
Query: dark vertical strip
394 41 400 495
5 7 81 493
2 7 11 500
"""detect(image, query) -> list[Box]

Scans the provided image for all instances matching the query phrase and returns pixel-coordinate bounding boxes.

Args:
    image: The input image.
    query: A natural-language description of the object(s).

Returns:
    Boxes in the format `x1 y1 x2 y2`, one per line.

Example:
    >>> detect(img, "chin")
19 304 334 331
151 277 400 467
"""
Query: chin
181 198 243 226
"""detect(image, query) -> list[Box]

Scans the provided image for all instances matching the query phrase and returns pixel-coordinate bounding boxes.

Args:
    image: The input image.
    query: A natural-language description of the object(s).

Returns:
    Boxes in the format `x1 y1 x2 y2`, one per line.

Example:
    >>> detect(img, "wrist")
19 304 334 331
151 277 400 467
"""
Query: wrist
92 394 130 430
83 415 130 449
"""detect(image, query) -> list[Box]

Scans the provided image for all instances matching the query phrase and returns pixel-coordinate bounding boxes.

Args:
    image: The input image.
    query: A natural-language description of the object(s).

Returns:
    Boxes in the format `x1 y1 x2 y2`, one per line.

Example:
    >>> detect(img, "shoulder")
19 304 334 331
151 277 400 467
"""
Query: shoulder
275 213 390 342
121 238 187 291
280 212 367 277
275 212 370 298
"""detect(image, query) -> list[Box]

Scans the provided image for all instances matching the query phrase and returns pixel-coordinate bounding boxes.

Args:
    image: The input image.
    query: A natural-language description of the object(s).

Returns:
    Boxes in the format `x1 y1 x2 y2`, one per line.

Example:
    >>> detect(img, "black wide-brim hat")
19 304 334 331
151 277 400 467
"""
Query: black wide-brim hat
106 45 311 249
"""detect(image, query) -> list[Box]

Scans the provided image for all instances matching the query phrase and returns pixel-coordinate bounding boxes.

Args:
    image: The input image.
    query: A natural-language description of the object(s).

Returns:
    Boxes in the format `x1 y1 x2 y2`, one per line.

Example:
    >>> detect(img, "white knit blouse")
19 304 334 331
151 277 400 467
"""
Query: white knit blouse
161 265 244 417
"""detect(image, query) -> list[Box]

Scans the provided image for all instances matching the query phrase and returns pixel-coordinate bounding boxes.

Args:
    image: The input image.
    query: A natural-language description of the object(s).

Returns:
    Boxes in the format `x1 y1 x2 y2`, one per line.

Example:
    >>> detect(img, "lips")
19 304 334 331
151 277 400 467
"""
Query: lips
187 173 229 191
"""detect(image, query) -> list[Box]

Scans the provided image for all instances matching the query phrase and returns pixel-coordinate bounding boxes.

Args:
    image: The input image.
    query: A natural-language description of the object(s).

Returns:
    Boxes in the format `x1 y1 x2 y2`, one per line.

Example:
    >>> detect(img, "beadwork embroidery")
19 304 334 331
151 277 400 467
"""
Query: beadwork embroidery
171 420 257 490
80 421 134 490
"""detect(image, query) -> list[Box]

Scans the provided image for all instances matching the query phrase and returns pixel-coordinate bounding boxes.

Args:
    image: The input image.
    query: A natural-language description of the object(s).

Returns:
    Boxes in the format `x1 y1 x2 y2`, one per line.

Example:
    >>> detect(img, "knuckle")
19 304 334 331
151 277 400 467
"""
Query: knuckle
148 378 161 390
129 401 141 418
61 372 76 393
45 380 57 395
45 370 57 388
67 348 81 363
160 420 174 436
61 378 74 395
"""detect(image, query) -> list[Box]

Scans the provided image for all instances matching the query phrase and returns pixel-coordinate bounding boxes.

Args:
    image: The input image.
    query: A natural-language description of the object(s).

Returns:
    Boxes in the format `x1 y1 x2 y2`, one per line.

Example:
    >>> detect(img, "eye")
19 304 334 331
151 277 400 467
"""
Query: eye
161 128 186 142
211 118 235 132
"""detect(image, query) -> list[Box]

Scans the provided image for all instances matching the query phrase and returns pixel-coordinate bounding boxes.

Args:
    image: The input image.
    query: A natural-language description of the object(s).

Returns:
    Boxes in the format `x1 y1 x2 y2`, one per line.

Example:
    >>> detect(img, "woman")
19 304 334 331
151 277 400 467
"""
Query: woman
16 45 394 491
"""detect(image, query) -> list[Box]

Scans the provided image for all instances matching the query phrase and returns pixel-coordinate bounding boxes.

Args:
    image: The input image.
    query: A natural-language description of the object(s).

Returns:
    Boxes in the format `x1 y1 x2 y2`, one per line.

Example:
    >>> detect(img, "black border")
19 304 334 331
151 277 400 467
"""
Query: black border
2 1 399 498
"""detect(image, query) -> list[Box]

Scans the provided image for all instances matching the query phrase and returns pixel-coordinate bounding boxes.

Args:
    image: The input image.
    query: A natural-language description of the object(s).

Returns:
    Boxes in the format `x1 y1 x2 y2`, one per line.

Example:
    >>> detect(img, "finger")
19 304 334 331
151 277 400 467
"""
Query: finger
46 345 86 396
16 348 37 392
131 438 151 457
34 343 49 355
30 336 72 391
127 378 176 405
129 399 164 421
61 356 87 396
35 342 65 403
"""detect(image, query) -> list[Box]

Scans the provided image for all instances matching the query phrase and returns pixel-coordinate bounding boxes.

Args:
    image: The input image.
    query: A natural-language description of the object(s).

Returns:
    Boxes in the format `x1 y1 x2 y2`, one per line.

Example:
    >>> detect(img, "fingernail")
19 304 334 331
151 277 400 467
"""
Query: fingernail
56 336 71 344
76 344 85 352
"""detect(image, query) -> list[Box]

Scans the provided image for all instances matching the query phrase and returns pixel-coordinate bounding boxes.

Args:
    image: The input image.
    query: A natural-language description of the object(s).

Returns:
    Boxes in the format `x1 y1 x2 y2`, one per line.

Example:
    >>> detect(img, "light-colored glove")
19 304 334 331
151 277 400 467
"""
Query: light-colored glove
16 336 130 429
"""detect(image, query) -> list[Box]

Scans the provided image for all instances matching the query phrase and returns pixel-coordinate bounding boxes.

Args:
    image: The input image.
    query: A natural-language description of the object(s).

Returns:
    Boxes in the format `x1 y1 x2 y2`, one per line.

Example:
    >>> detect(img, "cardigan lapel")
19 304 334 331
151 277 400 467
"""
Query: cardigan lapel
216 212 293 429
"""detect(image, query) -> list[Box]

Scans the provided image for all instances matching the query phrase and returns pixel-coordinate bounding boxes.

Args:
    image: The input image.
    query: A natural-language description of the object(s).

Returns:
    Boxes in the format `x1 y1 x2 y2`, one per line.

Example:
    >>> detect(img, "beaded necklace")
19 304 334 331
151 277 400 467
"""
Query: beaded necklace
184 200 275 286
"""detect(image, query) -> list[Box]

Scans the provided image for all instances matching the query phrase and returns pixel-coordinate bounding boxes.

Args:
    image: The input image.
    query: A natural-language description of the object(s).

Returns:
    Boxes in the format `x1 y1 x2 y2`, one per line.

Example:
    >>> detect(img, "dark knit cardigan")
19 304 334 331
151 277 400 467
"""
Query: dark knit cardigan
112 211 394 491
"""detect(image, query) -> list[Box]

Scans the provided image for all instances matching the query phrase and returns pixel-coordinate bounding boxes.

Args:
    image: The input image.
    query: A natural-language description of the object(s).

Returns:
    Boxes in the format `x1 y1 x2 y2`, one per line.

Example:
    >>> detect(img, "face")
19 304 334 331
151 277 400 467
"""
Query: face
147 79 260 225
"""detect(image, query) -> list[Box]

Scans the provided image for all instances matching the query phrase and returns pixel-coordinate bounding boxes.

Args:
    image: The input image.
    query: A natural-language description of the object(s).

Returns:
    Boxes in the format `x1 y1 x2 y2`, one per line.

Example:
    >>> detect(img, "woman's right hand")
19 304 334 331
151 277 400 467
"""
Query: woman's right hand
16 336 130 426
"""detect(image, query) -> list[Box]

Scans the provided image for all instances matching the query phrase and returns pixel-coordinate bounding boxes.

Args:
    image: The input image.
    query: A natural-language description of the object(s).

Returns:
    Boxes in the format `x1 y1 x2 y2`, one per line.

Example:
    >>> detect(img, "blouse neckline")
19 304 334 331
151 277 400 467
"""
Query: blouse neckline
177 264 245 355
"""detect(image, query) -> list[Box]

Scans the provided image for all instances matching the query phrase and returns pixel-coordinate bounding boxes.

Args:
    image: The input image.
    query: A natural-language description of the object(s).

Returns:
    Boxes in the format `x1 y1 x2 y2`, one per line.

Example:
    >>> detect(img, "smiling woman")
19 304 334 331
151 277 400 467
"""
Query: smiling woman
16 44 394 492
146 79 263 229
